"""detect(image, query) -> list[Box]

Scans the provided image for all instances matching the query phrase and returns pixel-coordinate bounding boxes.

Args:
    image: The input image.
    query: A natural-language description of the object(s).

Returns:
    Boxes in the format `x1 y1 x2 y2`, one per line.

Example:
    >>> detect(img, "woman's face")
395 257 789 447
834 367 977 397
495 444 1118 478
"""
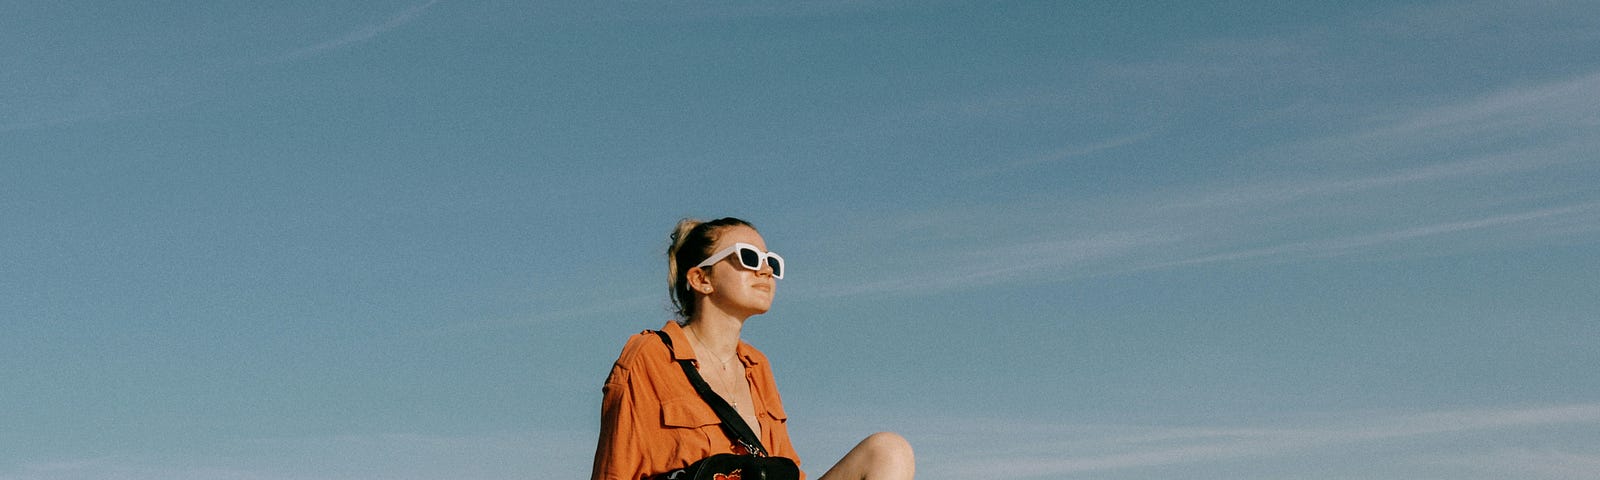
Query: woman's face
701 225 778 317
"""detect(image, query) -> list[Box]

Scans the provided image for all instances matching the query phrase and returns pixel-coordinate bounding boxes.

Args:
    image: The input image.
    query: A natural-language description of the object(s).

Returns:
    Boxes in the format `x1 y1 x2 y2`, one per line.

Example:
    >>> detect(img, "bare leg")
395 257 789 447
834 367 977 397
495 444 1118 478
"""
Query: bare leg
817 432 915 480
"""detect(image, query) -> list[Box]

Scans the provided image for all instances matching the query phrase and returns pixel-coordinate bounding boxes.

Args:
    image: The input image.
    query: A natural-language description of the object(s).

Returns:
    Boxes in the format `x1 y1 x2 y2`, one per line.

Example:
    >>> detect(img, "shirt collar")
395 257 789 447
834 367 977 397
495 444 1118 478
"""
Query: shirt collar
660 321 760 366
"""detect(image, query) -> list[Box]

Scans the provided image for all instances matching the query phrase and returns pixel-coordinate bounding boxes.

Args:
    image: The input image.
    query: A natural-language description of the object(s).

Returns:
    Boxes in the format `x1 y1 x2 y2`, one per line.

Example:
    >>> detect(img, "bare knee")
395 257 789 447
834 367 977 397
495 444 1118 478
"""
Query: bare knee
862 432 913 456
860 432 915 475
822 432 916 480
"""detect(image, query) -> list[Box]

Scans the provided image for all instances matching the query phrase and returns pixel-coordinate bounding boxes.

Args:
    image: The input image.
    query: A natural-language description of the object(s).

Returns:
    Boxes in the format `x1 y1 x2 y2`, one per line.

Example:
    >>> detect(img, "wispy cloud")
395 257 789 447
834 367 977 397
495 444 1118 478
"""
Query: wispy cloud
1424 448 1600 480
1369 71 1600 140
0 431 589 480
7 1 446 130
965 133 1154 179
265 1 440 64
1144 201 1600 271
0 457 280 480
808 153 1597 298
423 292 663 337
804 66 1600 299
576 0 943 23
902 404 1600 478
801 229 1181 298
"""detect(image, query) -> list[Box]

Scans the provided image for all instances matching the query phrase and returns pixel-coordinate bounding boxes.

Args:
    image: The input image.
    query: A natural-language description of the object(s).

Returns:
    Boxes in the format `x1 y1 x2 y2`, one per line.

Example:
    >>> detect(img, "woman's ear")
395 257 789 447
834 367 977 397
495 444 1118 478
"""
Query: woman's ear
685 266 714 295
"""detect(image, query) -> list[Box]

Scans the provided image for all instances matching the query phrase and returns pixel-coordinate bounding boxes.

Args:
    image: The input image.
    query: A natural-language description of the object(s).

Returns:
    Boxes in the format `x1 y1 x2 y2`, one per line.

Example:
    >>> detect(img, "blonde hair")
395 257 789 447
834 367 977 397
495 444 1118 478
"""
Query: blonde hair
667 217 754 320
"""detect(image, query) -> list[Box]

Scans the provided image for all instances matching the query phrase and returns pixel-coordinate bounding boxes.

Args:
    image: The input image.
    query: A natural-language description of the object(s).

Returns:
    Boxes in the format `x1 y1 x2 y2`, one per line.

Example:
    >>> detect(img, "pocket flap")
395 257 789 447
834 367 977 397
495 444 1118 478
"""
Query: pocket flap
661 397 720 428
763 400 788 422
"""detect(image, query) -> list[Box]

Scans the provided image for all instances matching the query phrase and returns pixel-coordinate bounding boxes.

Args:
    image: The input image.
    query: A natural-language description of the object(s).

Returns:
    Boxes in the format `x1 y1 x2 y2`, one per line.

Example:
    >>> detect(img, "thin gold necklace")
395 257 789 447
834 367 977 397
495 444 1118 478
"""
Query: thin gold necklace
685 327 738 372
685 328 743 408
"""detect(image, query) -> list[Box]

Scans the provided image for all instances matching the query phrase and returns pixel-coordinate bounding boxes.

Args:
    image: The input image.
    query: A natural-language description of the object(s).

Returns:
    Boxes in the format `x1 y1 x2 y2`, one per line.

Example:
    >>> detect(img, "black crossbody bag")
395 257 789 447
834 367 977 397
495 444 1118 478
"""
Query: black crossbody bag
652 331 801 480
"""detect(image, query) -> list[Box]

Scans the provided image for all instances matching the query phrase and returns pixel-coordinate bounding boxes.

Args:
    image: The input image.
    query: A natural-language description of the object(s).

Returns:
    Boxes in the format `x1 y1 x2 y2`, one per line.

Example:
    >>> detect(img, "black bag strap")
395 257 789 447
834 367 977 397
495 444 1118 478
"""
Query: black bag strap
653 330 769 456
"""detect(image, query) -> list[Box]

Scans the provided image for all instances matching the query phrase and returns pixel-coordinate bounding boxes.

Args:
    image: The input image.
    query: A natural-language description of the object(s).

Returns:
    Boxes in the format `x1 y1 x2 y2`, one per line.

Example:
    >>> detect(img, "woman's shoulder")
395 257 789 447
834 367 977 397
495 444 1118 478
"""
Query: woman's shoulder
735 340 772 364
610 322 681 369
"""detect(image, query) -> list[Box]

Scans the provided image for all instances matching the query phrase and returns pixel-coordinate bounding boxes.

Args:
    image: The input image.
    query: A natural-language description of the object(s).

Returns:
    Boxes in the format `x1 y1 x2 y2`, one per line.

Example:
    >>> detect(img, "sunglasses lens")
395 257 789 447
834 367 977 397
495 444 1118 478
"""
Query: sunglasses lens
738 247 763 270
767 256 782 278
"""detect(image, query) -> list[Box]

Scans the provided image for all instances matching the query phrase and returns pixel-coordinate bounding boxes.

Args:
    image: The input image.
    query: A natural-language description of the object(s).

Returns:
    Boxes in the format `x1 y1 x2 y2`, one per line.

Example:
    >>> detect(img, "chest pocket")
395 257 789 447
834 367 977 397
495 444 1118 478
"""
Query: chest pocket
661 397 720 429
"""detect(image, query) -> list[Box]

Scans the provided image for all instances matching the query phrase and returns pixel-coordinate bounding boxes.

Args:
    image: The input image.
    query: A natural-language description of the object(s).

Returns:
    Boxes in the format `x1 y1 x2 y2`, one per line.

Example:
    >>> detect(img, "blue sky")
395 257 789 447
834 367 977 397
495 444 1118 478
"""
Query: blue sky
4 1 1599 478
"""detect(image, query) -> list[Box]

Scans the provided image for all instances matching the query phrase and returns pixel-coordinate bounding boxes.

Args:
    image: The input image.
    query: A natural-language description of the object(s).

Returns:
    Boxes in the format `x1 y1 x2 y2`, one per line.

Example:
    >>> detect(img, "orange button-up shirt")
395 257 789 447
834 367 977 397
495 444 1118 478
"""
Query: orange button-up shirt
591 321 804 480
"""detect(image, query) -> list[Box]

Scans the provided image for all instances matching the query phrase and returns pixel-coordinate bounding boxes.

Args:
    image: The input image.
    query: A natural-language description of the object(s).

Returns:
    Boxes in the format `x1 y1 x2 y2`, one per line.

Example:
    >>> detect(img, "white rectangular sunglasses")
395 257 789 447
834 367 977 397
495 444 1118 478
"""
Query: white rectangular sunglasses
695 242 784 279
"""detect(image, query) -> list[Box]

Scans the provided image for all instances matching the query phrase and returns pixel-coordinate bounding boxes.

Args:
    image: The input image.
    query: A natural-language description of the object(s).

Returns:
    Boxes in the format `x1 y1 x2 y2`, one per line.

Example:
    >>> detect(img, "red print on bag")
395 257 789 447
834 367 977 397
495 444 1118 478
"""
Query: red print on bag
713 469 742 480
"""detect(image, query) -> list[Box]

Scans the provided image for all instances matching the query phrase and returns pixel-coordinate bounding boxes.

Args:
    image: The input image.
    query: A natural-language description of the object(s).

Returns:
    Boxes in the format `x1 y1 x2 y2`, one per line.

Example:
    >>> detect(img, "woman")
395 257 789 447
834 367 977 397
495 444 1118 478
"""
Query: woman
592 217 915 480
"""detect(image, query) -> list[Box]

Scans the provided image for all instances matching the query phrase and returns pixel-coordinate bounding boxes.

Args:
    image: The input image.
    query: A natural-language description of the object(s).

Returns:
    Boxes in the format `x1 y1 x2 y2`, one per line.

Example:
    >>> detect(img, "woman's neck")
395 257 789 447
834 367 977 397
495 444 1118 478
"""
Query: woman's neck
686 310 744 355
